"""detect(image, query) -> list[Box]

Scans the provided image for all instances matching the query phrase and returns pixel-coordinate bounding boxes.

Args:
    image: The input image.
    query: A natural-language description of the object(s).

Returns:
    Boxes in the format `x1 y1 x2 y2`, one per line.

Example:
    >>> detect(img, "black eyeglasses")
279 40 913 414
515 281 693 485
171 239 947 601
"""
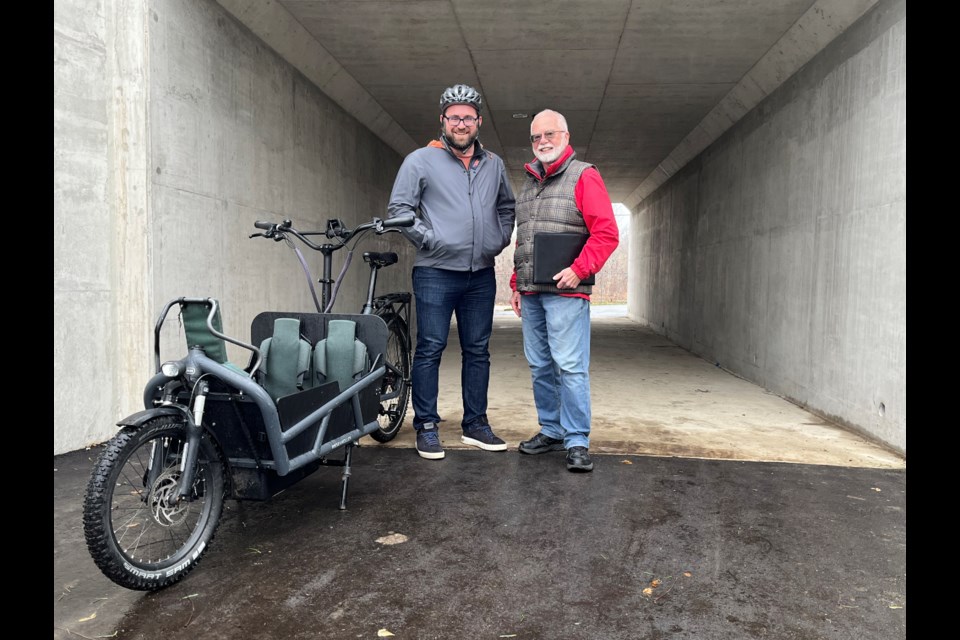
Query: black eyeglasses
443 115 479 127
530 130 567 144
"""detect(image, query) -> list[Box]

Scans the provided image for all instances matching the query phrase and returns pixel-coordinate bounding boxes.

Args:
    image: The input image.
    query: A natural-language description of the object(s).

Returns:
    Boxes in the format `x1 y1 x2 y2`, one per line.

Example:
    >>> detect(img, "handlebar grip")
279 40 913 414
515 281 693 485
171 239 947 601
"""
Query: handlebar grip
254 220 274 230
382 214 416 228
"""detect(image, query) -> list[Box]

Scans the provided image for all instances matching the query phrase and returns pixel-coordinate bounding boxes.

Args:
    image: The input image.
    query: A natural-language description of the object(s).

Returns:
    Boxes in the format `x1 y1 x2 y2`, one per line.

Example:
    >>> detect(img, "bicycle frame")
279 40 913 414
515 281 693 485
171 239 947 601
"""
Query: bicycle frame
252 217 414 425
84 216 416 592
140 299 388 477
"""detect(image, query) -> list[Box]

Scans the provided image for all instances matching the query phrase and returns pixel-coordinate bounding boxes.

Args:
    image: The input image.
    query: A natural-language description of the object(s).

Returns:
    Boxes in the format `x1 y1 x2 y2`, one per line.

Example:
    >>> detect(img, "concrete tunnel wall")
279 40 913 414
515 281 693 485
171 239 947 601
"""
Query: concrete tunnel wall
54 0 408 454
627 0 906 453
55 0 126 455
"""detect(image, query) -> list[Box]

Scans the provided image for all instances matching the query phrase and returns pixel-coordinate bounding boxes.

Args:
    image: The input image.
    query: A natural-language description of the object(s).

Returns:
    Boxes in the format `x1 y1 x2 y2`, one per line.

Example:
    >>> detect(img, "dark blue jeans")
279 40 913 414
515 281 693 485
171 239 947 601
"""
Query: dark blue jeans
411 266 496 432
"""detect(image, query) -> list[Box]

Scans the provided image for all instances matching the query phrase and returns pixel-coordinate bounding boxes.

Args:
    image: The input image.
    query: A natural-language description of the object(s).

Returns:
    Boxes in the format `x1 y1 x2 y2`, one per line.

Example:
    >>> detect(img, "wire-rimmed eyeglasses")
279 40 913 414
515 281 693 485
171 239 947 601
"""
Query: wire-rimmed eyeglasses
530 130 567 144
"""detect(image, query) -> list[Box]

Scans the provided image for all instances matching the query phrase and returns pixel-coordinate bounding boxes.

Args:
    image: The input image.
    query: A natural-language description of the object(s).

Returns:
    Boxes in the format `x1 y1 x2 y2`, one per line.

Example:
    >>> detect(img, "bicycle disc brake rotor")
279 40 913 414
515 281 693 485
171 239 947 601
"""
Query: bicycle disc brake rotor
149 468 195 526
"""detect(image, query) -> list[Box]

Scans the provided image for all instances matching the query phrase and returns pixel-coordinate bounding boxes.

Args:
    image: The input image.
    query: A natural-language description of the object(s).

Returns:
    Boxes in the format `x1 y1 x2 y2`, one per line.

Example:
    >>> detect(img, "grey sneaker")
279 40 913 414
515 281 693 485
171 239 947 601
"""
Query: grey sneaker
461 422 507 451
416 423 445 460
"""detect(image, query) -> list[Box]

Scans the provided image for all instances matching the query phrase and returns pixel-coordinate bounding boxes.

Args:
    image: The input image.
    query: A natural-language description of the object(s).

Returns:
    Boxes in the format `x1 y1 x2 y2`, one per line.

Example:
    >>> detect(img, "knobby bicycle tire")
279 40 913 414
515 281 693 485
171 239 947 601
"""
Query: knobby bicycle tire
83 416 226 590
370 312 411 442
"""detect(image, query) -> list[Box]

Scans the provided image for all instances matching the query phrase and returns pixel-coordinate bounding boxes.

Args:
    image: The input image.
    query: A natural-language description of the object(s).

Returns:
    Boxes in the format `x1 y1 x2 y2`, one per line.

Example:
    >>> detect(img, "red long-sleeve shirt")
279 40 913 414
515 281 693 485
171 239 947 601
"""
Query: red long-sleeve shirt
510 145 619 299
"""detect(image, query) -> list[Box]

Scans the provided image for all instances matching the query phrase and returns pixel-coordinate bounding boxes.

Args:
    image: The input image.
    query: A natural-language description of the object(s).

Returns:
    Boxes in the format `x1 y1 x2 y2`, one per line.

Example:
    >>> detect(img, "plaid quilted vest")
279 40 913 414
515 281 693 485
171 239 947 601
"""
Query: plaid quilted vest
514 154 593 295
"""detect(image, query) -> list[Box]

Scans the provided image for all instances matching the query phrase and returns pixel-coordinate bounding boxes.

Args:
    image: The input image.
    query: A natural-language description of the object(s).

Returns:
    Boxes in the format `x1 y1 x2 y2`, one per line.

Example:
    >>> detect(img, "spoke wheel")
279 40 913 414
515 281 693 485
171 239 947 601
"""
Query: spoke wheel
371 313 411 442
83 416 225 590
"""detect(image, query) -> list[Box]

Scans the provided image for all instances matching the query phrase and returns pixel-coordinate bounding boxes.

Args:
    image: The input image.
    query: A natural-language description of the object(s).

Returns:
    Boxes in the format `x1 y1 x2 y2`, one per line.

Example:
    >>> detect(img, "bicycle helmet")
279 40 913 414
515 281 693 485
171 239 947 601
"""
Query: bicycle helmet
439 84 482 114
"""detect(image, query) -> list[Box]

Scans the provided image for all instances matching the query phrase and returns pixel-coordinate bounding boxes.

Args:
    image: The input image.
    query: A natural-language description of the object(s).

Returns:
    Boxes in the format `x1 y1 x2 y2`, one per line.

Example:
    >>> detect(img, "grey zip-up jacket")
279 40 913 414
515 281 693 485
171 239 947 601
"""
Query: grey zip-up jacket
387 138 516 271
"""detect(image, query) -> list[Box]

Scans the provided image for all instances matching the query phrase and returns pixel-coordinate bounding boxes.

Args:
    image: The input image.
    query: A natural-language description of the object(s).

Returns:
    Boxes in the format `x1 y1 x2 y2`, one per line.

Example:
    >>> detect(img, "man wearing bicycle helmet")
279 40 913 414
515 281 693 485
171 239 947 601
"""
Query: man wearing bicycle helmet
387 83 516 461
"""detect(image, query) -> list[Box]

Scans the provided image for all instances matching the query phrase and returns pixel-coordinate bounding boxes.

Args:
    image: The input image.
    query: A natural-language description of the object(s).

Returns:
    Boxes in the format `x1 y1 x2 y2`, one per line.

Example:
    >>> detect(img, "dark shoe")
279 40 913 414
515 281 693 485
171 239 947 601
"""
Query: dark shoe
518 432 565 455
461 422 507 451
566 446 594 472
416 423 445 460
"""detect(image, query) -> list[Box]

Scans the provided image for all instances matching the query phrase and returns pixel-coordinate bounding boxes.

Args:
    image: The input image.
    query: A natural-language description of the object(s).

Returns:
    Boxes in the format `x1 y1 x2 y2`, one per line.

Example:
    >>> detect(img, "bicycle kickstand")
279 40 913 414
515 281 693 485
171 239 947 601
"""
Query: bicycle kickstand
338 442 354 510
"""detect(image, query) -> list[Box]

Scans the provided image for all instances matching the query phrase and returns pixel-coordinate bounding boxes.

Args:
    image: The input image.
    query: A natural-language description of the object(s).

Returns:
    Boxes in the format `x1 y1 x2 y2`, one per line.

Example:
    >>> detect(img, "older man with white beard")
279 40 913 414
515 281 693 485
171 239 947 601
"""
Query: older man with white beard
509 109 619 472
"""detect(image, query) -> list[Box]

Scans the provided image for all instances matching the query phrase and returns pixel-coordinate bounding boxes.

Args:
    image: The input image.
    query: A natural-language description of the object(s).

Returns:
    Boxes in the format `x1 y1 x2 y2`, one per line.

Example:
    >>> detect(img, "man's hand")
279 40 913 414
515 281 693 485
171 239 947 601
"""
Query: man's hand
510 291 522 317
552 267 582 290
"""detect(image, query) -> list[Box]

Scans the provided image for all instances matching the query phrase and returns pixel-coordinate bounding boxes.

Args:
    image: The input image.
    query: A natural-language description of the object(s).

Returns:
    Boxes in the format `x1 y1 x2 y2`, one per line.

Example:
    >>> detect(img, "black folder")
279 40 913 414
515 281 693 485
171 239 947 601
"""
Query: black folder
532 233 595 285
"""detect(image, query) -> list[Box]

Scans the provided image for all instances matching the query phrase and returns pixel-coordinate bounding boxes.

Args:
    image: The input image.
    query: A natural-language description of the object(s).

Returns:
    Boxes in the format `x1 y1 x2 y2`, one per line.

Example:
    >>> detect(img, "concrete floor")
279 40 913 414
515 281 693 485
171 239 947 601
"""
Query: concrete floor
366 315 904 470
53 314 906 639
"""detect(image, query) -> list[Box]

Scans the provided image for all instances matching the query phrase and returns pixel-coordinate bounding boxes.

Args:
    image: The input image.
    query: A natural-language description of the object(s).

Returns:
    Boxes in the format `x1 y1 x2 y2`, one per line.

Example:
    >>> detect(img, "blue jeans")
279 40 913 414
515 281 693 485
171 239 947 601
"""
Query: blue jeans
521 294 591 449
411 266 496 431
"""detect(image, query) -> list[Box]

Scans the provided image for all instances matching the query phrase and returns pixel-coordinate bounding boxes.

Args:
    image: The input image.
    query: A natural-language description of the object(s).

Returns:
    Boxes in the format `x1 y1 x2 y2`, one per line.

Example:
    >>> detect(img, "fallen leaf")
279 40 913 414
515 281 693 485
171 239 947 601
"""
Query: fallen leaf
621 460 633 465
683 572 692 577
871 487 882 492
78 613 97 622
889 605 903 609
182 594 199 599
377 630 395 637
376 533 409 545
651 579 661 587
642 588 654 596
247 548 262 554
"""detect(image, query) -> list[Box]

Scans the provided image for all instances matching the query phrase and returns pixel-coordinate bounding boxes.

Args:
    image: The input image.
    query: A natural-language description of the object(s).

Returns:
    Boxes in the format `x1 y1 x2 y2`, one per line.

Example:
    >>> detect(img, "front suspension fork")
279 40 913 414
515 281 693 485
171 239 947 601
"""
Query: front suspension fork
175 382 209 501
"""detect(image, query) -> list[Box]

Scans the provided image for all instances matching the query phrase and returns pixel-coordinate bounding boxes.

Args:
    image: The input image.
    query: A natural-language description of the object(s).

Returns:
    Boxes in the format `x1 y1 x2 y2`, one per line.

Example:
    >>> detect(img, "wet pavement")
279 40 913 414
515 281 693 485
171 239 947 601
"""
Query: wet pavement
55 445 905 639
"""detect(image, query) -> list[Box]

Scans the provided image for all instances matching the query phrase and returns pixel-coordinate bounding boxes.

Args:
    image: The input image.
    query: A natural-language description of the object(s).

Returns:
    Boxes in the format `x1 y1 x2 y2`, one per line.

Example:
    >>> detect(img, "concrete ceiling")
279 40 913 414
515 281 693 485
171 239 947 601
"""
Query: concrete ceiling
217 0 878 208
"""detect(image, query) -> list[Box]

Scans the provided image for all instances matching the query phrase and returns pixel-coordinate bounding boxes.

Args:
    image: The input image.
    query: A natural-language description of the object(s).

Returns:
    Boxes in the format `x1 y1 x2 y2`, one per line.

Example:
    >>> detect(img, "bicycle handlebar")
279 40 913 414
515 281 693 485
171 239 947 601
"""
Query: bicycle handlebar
250 214 415 314
250 215 414 250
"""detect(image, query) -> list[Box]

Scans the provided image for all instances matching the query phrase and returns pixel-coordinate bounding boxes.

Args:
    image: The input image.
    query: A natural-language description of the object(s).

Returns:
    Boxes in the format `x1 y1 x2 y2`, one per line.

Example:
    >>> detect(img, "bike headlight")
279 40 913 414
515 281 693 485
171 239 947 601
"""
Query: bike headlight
161 361 182 377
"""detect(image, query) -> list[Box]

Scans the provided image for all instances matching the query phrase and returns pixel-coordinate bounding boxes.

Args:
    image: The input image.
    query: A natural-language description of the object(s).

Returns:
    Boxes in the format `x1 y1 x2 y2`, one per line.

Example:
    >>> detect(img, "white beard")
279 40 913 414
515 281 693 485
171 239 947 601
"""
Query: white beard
534 146 564 165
